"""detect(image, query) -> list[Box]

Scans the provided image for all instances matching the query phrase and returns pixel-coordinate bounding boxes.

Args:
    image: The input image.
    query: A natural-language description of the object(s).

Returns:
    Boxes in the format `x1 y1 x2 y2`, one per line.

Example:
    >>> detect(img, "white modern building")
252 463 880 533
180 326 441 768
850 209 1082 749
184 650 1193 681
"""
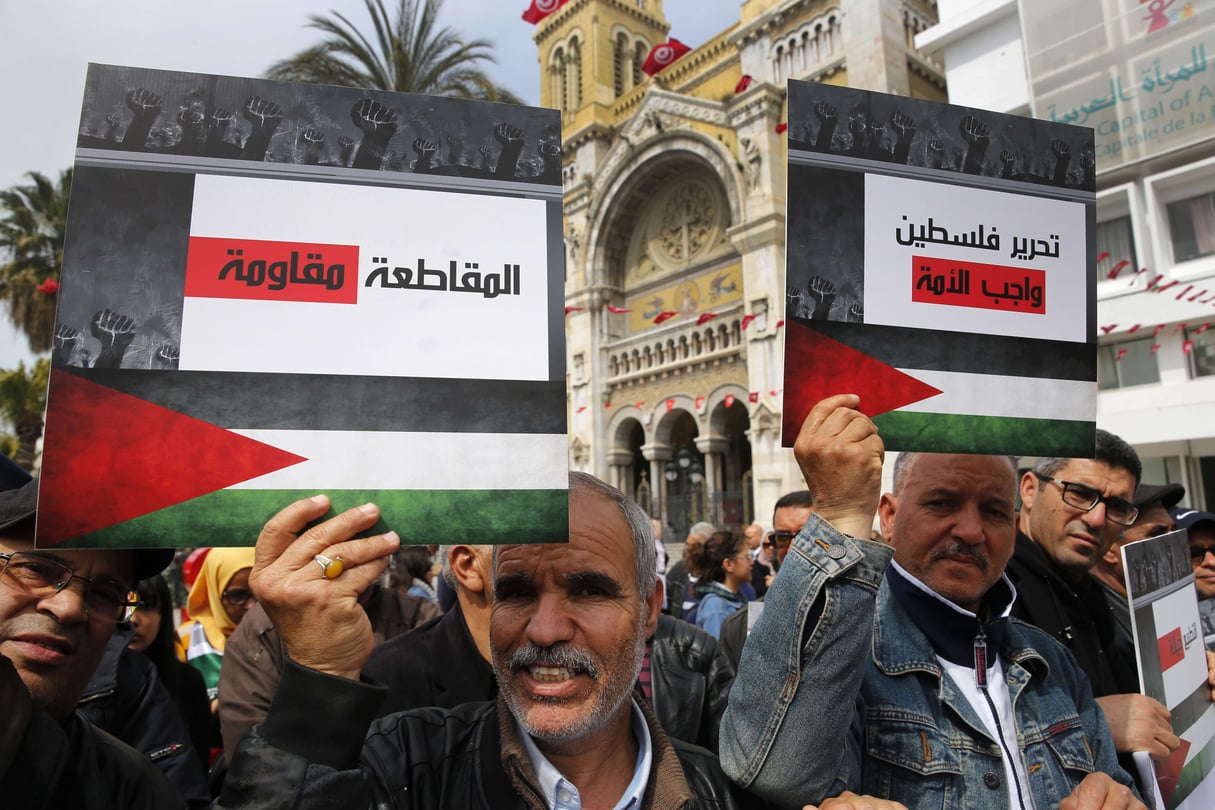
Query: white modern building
919 0 1215 507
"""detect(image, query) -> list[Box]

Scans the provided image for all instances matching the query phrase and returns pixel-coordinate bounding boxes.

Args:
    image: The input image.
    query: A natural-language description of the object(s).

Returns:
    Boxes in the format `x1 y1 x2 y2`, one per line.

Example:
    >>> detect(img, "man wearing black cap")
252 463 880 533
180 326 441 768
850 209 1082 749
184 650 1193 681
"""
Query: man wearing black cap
0 469 184 809
1091 482 1185 649
1172 506 1215 650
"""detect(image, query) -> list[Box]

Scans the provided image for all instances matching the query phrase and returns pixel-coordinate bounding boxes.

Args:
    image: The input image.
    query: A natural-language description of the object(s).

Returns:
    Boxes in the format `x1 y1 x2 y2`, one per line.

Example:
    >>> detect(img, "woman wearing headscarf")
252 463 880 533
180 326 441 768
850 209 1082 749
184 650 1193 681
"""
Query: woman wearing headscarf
176 547 257 706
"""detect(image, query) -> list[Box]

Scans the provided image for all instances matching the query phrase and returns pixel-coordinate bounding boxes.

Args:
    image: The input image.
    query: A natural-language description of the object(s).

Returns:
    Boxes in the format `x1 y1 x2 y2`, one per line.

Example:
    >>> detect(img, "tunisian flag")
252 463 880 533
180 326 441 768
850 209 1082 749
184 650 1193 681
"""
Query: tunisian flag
522 0 567 24
642 39 691 75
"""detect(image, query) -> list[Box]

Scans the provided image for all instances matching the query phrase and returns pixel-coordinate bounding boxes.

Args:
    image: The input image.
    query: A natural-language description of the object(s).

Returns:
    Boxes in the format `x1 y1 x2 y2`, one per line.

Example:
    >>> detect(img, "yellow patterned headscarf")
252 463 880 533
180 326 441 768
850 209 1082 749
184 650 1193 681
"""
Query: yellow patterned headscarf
184 547 256 652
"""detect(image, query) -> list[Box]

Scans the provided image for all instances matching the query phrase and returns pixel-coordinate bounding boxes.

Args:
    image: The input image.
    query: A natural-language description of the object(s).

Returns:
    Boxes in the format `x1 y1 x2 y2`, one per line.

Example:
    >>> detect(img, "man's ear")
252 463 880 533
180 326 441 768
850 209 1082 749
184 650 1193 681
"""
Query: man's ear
877 493 898 544
449 545 486 595
1019 471 1039 516
644 577 663 639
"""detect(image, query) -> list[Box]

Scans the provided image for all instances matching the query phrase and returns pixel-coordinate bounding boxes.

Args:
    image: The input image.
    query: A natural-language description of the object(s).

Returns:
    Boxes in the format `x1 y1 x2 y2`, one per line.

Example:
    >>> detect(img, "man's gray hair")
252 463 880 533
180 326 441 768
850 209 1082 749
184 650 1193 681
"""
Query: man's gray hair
438 544 455 589
570 472 657 598
491 472 657 600
688 521 716 539
893 452 1018 493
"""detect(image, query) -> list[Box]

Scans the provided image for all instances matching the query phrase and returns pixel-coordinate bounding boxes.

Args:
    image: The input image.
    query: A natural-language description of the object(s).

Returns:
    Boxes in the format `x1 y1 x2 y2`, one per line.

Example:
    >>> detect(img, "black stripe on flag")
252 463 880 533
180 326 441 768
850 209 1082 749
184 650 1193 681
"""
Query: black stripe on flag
793 318 1095 382
66 368 566 433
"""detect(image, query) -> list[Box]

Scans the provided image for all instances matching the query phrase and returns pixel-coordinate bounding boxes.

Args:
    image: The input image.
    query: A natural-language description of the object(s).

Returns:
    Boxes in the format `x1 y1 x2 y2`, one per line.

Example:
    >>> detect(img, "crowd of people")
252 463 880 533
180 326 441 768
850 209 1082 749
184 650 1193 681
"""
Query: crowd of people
4 396 1215 809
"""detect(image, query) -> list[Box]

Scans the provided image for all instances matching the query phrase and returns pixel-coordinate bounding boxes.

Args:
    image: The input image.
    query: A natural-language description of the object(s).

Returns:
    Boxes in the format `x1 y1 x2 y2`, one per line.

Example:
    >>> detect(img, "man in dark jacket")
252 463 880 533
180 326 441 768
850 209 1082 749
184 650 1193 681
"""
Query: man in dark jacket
1010 431 1181 764
217 577 440 754
362 544 496 714
647 613 734 752
0 473 183 809
216 473 756 809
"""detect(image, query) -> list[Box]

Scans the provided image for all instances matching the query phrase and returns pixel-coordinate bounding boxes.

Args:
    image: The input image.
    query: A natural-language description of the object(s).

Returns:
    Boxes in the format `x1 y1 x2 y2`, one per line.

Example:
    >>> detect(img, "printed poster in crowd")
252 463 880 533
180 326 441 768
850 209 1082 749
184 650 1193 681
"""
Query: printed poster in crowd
781 79 1097 455
36 64 569 548
1123 529 1215 809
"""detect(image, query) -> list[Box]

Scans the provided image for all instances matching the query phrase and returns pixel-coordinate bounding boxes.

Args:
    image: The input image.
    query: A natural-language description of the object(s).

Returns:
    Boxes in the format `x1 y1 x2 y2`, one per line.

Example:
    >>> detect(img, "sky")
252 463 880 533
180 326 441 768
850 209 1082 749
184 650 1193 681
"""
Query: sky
0 0 739 370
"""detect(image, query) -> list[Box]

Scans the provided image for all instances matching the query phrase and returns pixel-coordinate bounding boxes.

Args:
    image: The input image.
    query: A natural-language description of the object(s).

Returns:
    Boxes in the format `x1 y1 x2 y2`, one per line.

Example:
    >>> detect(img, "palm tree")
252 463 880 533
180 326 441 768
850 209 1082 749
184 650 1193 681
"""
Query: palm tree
0 169 72 353
267 0 521 102
0 358 50 472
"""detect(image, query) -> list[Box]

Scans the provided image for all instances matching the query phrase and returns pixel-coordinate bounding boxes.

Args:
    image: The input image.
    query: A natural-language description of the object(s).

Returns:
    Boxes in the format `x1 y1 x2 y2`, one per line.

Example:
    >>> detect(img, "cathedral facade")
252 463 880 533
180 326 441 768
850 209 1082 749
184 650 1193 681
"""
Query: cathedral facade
535 0 944 537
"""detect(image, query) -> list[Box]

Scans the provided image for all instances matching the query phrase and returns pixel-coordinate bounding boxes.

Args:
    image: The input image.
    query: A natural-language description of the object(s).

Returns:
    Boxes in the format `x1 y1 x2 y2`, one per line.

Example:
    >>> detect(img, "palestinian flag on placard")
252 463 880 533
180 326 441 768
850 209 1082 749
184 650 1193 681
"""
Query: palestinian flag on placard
780 318 1096 456
38 366 569 548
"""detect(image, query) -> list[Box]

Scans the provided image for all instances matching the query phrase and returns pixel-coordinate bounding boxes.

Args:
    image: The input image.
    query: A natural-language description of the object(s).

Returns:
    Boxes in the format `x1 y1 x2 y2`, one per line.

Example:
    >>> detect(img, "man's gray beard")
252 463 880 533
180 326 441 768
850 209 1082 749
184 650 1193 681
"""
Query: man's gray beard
493 613 646 746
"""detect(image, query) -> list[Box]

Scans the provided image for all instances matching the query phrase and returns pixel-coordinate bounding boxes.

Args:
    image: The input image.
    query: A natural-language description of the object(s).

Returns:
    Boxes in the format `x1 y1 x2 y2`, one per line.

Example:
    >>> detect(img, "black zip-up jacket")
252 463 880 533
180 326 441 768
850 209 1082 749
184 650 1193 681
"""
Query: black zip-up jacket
215 660 760 810
1005 532 1139 696
649 613 735 752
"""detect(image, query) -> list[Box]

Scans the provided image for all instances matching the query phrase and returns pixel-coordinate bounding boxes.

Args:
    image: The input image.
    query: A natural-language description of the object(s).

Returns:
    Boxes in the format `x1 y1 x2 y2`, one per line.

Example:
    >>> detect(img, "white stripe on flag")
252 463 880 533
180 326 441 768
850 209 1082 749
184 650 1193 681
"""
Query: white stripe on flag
895 369 1095 420
227 430 568 490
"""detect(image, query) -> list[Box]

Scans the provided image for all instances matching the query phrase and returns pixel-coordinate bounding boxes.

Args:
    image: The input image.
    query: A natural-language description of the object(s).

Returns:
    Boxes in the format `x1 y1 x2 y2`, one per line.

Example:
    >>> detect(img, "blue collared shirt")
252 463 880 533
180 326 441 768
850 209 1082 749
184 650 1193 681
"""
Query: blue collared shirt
516 698 652 810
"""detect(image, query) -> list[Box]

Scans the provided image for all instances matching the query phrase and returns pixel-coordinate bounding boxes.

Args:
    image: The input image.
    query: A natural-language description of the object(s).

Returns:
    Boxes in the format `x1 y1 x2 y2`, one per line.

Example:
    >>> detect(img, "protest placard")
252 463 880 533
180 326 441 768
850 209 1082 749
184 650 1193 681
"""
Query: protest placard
36 64 568 548
1123 529 1215 809
782 80 1097 455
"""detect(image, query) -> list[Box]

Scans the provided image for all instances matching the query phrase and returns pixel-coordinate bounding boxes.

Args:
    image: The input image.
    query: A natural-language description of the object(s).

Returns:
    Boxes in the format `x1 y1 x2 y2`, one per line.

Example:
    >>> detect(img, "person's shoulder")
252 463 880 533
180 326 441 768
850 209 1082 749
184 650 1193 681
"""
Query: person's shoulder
669 737 758 807
75 715 185 808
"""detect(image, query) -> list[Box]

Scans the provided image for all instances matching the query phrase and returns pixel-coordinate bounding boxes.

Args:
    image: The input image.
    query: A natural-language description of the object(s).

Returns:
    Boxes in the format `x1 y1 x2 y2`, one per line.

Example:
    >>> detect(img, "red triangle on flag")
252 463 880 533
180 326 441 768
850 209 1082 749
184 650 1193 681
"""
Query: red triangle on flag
37 370 307 545
780 320 943 442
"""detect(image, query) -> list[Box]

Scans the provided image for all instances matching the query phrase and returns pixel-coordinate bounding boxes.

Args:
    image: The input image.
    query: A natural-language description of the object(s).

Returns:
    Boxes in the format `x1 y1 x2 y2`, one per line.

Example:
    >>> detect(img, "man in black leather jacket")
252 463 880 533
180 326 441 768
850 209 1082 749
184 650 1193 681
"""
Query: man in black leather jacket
648 613 734 752
216 473 758 809
0 474 183 810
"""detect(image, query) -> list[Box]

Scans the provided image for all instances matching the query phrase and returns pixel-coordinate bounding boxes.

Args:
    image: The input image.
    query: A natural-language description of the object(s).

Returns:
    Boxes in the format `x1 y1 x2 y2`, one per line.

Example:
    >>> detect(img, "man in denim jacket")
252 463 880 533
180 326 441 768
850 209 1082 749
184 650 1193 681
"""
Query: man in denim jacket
721 395 1145 810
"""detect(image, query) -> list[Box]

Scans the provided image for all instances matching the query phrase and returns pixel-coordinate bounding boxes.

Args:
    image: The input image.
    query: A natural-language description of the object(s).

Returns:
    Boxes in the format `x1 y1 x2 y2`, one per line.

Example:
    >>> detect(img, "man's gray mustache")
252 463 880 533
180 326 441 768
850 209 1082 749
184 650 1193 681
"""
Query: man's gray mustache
507 642 599 678
931 542 989 570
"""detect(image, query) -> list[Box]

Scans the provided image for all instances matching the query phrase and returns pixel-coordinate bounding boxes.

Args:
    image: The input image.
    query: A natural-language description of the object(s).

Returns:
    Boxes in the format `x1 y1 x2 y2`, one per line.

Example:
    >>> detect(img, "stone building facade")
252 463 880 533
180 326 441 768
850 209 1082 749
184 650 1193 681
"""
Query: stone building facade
535 0 944 537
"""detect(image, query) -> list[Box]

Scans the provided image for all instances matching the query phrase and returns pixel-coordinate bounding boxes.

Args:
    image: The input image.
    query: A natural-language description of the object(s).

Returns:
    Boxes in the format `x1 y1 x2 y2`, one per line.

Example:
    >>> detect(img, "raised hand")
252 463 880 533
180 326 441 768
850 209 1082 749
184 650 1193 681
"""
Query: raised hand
889 111 916 164
847 302 863 323
411 137 436 172
792 394 885 540
152 341 180 370
959 114 991 174
811 101 838 152
242 96 284 160
492 123 526 179
337 135 355 167
122 88 162 149
89 308 137 369
300 126 326 165
52 324 81 367
1050 138 1073 186
927 138 946 169
249 496 399 680
999 149 1018 179
807 274 836 320
351 99 400 170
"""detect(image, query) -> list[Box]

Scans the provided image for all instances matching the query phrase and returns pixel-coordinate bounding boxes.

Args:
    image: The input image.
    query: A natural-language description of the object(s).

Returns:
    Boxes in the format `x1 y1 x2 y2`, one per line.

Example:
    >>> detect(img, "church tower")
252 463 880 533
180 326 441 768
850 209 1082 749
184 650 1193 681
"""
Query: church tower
532 0 670 128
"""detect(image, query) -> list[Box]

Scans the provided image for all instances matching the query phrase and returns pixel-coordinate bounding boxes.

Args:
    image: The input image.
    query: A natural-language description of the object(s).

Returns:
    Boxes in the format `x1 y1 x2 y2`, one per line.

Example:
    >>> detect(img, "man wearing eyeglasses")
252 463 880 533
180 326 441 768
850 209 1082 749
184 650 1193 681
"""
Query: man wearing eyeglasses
1091 482 1185 652
0 472 183 808
1009 431 1183 767
1171 507 1215 650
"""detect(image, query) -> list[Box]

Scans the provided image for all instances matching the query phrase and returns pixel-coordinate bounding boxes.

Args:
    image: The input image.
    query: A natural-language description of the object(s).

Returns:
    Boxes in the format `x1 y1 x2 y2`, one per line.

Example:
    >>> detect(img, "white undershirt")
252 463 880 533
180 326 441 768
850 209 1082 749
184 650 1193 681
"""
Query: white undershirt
890 560 1035 810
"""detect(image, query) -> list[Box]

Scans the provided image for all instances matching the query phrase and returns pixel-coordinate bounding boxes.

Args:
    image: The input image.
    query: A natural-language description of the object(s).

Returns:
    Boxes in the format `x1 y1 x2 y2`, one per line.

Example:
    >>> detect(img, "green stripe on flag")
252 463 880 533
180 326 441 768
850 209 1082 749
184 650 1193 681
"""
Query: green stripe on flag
62 488 569 549
872 412 1095 456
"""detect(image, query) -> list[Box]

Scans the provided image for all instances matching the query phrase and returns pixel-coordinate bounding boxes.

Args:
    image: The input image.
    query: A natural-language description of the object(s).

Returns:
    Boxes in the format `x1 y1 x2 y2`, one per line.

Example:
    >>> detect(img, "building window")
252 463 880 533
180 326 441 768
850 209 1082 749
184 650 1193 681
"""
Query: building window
1166 191 1215 263
1095 216 1137 284
1189 325 1215 379
1098 338 1160 390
